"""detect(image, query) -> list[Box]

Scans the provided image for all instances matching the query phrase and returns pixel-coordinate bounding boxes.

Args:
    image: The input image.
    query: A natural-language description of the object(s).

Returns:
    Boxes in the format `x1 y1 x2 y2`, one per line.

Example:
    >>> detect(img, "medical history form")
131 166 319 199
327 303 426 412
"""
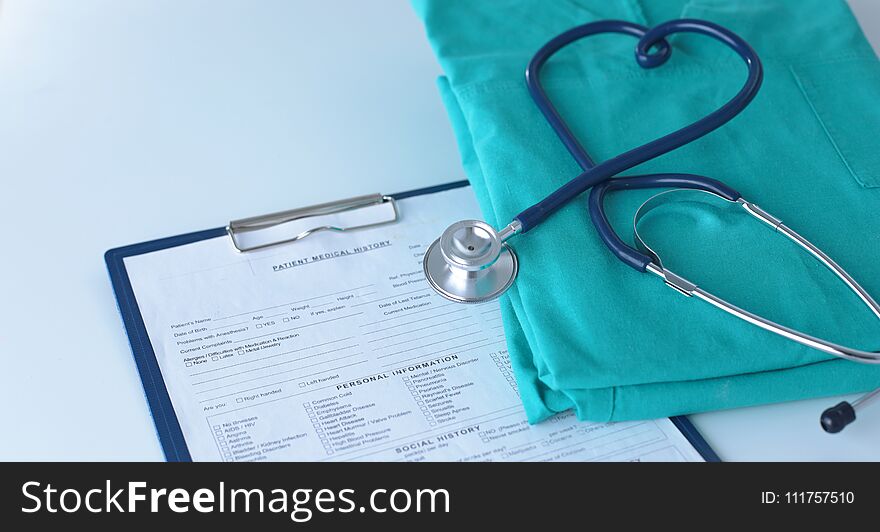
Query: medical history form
112 185 709 462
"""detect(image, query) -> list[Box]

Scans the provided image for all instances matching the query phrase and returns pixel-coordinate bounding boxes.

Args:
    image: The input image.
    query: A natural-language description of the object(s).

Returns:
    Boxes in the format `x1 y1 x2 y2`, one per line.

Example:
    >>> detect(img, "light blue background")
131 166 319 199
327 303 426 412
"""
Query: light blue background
1 0 879 461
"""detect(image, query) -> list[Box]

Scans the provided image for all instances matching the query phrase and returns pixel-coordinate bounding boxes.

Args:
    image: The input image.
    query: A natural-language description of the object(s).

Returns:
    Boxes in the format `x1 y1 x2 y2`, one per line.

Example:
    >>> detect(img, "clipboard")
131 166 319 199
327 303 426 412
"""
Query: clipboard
105 180 720 462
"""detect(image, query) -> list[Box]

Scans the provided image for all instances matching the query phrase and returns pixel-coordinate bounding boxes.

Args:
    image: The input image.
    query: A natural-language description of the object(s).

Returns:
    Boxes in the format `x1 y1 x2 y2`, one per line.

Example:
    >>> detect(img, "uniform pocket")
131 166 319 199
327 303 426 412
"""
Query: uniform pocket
791 57 880 189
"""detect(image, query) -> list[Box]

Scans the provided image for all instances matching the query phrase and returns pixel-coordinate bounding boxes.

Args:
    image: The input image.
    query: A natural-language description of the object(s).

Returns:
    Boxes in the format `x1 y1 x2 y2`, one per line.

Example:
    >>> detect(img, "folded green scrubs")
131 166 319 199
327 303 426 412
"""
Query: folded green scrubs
412 0 880 422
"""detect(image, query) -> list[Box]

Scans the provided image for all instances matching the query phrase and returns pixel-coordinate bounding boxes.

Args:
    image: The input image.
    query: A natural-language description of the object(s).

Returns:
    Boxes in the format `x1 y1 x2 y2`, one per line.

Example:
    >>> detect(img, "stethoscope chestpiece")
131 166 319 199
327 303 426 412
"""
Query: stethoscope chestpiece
423 219 518 303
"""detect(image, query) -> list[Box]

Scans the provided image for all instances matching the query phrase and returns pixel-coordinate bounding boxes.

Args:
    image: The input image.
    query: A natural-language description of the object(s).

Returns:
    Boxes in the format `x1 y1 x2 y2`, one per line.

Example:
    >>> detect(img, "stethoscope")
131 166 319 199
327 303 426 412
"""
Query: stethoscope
422 19 880 432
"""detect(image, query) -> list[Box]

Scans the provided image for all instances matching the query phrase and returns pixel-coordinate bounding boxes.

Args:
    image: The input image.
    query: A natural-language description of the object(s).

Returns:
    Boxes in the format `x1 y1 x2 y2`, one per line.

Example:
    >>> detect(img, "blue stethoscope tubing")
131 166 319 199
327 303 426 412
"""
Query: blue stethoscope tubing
423 17 880 432
520 19 761 270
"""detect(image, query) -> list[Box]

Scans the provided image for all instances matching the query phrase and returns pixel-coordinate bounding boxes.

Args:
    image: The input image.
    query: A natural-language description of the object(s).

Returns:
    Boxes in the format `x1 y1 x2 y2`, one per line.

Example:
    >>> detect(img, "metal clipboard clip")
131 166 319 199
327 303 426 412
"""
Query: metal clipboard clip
227 193 399 252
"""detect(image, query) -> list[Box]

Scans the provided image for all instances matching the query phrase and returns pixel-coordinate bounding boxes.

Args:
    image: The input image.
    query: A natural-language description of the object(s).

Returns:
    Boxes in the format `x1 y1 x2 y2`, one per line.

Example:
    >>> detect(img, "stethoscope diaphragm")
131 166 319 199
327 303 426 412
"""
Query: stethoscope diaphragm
423 219 518 303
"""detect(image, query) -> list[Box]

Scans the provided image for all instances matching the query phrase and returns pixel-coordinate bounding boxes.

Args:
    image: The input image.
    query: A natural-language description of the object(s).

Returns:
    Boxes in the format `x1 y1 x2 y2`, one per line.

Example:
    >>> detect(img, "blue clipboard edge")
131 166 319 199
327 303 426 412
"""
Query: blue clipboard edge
671 416 719 462
104 179 719 462
105 226 225 462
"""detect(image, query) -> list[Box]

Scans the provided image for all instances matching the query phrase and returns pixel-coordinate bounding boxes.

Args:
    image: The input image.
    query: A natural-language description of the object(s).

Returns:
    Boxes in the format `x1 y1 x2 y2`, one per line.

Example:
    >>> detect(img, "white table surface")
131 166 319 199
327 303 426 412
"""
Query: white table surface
1 0 878 461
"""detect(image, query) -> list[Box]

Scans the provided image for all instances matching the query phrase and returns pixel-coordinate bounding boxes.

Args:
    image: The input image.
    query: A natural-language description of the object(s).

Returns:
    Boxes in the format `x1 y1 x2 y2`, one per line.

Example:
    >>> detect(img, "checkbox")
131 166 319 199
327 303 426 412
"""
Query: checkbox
298 382 305 388
215 431 222 436
316 428 324 434
283 317 290 323
482 438 489 443
303 402 310 407
212 356 219 361
237 349 244 355
417 401 424 406
213 425 220 430
185 362 192 367
236 398 243 403
430 422 437 426
256 323 262 329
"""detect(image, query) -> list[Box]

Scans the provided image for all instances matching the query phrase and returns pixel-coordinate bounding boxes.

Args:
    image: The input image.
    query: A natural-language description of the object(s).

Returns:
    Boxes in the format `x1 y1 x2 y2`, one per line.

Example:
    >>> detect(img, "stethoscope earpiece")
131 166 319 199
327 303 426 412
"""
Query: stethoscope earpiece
820 401 856 434
821 388 880 433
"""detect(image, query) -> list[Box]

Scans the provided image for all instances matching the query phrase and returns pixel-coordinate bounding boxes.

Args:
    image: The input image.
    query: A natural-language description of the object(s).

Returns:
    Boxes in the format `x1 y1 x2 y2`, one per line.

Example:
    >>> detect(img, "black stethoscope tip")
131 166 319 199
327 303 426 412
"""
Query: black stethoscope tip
820 401 856 434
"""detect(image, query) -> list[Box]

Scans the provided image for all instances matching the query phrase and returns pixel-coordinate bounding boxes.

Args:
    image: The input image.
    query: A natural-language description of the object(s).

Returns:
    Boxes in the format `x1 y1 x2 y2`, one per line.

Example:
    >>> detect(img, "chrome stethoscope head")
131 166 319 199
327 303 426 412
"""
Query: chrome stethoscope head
423 219 520 303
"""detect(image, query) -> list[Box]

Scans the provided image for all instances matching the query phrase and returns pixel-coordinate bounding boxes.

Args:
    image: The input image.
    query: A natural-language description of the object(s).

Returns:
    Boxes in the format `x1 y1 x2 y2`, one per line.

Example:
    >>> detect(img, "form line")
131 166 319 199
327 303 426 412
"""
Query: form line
192 345 360 385
362 308 467 335
382 338 504 367
233 312 363 344
208 321 250 331
350 287 433 308
199 360 369 403
372 324 477 351
189 337 354 376
358 303 456 326
196 353 365 395
375 332 482 359
212 284 373 321
367 315 471 342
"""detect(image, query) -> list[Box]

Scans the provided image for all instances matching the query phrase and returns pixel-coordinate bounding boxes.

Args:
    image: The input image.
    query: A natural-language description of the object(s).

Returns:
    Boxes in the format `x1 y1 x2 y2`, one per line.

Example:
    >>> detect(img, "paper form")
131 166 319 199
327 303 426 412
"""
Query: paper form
123 187 705 462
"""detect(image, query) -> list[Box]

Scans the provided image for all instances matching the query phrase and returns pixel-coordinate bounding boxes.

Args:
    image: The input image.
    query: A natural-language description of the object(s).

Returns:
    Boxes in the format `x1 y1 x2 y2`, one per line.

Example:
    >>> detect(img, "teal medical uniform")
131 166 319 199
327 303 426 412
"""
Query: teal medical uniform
412 0 880 422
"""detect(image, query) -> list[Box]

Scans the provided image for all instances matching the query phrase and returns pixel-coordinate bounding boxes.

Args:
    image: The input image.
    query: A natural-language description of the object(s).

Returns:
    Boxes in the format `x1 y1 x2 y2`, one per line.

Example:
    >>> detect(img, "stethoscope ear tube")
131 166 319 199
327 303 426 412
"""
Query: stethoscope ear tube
628 188 880 364
624 187 880 432
587 173 741 271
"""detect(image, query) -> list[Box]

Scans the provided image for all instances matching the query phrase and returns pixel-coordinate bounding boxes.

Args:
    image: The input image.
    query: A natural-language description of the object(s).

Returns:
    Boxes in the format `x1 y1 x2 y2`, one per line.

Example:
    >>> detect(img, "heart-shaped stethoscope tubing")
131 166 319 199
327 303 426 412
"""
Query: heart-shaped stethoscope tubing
422 19 880 431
